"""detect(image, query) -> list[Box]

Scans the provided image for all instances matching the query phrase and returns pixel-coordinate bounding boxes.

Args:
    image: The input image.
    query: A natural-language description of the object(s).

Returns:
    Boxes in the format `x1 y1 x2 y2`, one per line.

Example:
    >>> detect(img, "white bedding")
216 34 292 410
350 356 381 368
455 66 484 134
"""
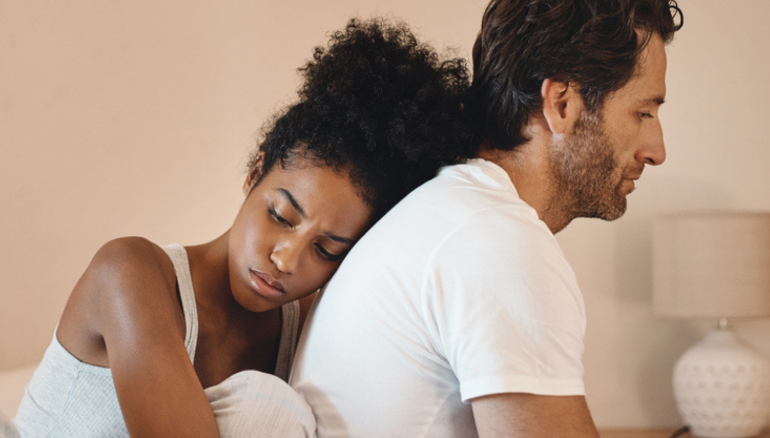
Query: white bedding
0 364 33 438
0 365 35 421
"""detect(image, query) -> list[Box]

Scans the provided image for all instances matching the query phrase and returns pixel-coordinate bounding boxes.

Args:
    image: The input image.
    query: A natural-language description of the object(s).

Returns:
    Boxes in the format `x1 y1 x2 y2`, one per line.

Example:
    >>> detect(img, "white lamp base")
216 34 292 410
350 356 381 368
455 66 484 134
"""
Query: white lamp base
673 323 770 437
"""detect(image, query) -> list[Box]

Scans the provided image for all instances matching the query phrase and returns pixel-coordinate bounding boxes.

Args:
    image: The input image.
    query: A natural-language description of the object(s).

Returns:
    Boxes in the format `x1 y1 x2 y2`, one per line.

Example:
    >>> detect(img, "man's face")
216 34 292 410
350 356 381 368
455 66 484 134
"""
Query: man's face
549 32 668 221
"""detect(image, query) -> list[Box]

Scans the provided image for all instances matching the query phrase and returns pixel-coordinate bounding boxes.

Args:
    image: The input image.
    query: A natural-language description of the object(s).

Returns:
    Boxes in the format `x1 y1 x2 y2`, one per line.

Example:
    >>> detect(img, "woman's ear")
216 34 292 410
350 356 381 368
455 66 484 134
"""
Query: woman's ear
243 152 265 194
540 78 584 135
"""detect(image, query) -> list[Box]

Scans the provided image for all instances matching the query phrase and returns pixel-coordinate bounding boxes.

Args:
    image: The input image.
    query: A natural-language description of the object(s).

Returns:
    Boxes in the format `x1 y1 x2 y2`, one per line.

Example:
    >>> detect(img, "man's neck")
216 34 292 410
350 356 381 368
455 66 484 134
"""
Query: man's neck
475 141 572 234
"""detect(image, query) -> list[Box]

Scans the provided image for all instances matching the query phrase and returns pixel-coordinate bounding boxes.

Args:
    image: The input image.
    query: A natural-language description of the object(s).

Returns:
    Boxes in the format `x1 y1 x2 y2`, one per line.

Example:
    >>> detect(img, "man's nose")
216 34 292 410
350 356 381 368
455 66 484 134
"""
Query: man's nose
638 120 666 166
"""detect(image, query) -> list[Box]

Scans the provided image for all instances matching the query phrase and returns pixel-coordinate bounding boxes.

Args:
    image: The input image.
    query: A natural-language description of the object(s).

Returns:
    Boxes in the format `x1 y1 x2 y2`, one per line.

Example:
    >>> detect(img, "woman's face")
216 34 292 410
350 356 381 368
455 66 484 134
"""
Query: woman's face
228 155 372 313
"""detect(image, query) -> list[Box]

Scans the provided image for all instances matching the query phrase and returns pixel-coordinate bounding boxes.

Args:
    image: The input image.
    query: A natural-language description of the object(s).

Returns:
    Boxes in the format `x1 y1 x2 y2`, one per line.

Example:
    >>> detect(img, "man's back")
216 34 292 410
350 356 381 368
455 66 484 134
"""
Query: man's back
290 159 587 437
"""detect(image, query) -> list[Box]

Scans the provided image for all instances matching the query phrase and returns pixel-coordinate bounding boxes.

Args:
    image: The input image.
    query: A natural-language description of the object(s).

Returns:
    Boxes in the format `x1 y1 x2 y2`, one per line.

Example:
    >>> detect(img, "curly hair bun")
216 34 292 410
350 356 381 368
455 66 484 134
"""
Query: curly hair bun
253 18 474 220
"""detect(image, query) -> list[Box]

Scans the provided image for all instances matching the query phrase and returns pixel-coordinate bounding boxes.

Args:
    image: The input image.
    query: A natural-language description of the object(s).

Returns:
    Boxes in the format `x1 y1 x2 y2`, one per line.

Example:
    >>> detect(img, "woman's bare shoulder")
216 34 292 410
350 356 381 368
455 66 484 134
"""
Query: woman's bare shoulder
58 238 219 436
90 237 175 279
57 237 181 366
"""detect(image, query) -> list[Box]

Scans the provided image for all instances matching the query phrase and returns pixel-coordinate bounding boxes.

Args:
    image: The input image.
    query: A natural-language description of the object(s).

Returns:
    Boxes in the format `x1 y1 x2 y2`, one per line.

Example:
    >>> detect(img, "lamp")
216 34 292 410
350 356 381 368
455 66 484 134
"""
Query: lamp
653 212 770 438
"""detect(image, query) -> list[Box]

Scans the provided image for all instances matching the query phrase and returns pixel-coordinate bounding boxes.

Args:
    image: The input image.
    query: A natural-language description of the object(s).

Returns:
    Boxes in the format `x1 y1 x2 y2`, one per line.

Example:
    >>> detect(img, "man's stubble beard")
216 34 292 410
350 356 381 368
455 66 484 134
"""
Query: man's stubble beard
547 108 629 224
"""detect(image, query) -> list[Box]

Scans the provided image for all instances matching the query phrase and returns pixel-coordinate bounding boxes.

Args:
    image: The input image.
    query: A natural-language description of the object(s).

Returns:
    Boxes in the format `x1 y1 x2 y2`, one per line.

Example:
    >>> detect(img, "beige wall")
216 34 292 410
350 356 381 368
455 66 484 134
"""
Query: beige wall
2 0 768 429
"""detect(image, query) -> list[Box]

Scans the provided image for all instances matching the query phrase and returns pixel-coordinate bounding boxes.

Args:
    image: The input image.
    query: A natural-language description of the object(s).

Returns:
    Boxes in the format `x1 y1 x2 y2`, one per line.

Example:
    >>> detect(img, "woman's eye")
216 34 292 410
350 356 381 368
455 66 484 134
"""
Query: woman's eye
268 205 292 227
640 112 653 119
315 244 344 262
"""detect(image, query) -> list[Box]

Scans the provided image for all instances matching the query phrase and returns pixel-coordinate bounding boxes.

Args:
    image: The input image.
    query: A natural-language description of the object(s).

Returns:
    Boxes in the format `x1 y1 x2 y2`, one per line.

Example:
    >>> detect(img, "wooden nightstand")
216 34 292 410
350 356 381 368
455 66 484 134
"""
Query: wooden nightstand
600 430 676 438
600 429 770 438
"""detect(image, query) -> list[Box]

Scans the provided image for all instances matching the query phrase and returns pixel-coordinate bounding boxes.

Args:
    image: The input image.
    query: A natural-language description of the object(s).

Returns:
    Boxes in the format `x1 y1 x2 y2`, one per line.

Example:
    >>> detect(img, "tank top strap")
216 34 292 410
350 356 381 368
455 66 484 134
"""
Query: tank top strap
274 300 300 382
162 244 199 363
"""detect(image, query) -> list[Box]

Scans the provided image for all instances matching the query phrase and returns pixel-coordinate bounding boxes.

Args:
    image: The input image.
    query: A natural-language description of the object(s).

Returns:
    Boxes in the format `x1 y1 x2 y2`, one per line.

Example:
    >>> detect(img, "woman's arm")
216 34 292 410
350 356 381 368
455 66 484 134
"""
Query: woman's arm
58 237 220 438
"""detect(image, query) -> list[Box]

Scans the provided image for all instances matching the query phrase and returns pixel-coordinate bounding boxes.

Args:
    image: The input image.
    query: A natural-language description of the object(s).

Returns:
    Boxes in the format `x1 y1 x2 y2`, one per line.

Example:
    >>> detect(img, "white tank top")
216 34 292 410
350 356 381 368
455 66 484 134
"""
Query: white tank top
13 244 300 437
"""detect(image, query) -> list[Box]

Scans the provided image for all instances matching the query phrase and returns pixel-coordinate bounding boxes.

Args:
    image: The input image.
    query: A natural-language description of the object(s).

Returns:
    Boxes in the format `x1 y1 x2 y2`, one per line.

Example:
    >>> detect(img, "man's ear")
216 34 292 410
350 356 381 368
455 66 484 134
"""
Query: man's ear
243 152 265 194
541 78 584 135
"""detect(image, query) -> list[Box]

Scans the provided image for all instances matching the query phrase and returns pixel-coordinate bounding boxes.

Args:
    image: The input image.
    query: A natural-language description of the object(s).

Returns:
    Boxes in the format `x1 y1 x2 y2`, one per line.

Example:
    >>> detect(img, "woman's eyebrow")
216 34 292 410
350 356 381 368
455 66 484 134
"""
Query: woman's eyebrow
276 187 357 245
276 188 306 217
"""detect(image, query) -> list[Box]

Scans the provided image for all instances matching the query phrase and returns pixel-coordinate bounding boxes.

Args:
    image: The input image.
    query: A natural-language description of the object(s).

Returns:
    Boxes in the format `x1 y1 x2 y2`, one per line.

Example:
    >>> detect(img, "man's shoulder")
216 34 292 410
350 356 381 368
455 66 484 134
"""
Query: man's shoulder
345 160 556 276
387 160 536 225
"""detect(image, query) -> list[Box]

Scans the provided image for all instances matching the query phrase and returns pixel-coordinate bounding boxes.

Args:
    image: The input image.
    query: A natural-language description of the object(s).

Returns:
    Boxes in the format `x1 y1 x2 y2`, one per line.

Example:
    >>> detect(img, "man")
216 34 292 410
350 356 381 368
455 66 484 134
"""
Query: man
290 1 683 436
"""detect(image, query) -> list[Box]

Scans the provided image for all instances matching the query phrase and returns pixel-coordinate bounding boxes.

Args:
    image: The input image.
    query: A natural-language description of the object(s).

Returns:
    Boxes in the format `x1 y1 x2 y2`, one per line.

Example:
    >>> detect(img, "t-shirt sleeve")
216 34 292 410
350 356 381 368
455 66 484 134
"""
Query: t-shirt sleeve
422 208 586 402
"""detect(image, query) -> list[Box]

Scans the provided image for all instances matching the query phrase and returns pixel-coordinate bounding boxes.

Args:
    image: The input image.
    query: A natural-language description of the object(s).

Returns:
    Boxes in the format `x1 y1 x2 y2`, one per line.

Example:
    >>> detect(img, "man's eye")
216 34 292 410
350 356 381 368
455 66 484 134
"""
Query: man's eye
640 112 653 119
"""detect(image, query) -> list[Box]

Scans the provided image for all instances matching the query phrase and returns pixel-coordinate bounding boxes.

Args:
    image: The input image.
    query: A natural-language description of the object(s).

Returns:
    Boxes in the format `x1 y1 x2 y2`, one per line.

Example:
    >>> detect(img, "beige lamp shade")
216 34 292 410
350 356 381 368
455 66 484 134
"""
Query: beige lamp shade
653 212 770 319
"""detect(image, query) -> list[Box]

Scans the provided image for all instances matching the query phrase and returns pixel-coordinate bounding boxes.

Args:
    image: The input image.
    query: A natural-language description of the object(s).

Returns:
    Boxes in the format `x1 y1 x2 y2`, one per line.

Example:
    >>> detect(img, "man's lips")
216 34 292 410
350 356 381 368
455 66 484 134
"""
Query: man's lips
622 175 640 193
248 269 286 299
622 168 643 191
624 169 643 181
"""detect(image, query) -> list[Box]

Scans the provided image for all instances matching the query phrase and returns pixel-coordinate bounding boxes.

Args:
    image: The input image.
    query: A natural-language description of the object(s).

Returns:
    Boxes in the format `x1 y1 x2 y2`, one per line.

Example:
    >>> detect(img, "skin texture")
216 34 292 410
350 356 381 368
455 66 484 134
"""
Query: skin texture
472 33 667 437
547 33 667 225
55 155 371 437
547 109 630 222
479 33 667 234
229 156 372 313
472 394 599 438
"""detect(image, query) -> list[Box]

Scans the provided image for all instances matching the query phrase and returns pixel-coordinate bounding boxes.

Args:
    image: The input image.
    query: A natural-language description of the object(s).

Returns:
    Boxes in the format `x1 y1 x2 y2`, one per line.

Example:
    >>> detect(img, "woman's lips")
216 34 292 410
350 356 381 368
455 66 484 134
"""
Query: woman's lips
248 269 286 299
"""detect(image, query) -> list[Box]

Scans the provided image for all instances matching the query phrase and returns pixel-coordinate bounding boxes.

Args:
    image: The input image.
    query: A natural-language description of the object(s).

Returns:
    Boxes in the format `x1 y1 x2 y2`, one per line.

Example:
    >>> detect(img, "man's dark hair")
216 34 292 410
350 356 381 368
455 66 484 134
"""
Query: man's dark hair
249 18 474 221
470 0 683 151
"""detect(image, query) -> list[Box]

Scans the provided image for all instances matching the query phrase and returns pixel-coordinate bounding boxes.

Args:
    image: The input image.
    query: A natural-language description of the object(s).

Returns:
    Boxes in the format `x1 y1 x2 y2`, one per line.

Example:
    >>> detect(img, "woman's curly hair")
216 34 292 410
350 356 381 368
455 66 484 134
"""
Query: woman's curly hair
249 18 474 221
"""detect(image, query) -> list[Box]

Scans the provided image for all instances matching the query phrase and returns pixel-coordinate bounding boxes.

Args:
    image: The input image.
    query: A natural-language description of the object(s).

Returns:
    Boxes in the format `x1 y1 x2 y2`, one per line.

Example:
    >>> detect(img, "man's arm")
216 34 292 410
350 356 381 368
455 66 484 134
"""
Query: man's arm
471 393 600 438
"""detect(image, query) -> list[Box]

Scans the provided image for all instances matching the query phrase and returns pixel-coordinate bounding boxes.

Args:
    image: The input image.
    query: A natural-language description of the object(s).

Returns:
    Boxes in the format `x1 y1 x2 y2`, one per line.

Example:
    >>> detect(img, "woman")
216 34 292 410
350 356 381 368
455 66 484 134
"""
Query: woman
12 18 473 438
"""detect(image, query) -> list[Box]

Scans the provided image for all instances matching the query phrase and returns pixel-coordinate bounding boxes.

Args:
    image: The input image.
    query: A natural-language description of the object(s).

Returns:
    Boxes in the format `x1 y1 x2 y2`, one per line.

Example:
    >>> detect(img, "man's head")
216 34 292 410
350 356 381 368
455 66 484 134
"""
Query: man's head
546 31 669 223
471 0 682 229
470 0 683 151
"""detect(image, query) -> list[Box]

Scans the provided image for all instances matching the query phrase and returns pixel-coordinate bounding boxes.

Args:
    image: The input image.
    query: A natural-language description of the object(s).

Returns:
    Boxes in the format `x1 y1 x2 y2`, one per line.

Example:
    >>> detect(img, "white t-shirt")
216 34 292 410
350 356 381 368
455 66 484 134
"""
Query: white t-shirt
290 159 586 438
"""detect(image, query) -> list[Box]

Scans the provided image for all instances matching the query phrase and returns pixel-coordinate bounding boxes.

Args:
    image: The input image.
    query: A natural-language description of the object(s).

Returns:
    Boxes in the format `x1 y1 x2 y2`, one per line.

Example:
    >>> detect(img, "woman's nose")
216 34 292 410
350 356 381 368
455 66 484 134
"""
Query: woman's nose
270 240 301 274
